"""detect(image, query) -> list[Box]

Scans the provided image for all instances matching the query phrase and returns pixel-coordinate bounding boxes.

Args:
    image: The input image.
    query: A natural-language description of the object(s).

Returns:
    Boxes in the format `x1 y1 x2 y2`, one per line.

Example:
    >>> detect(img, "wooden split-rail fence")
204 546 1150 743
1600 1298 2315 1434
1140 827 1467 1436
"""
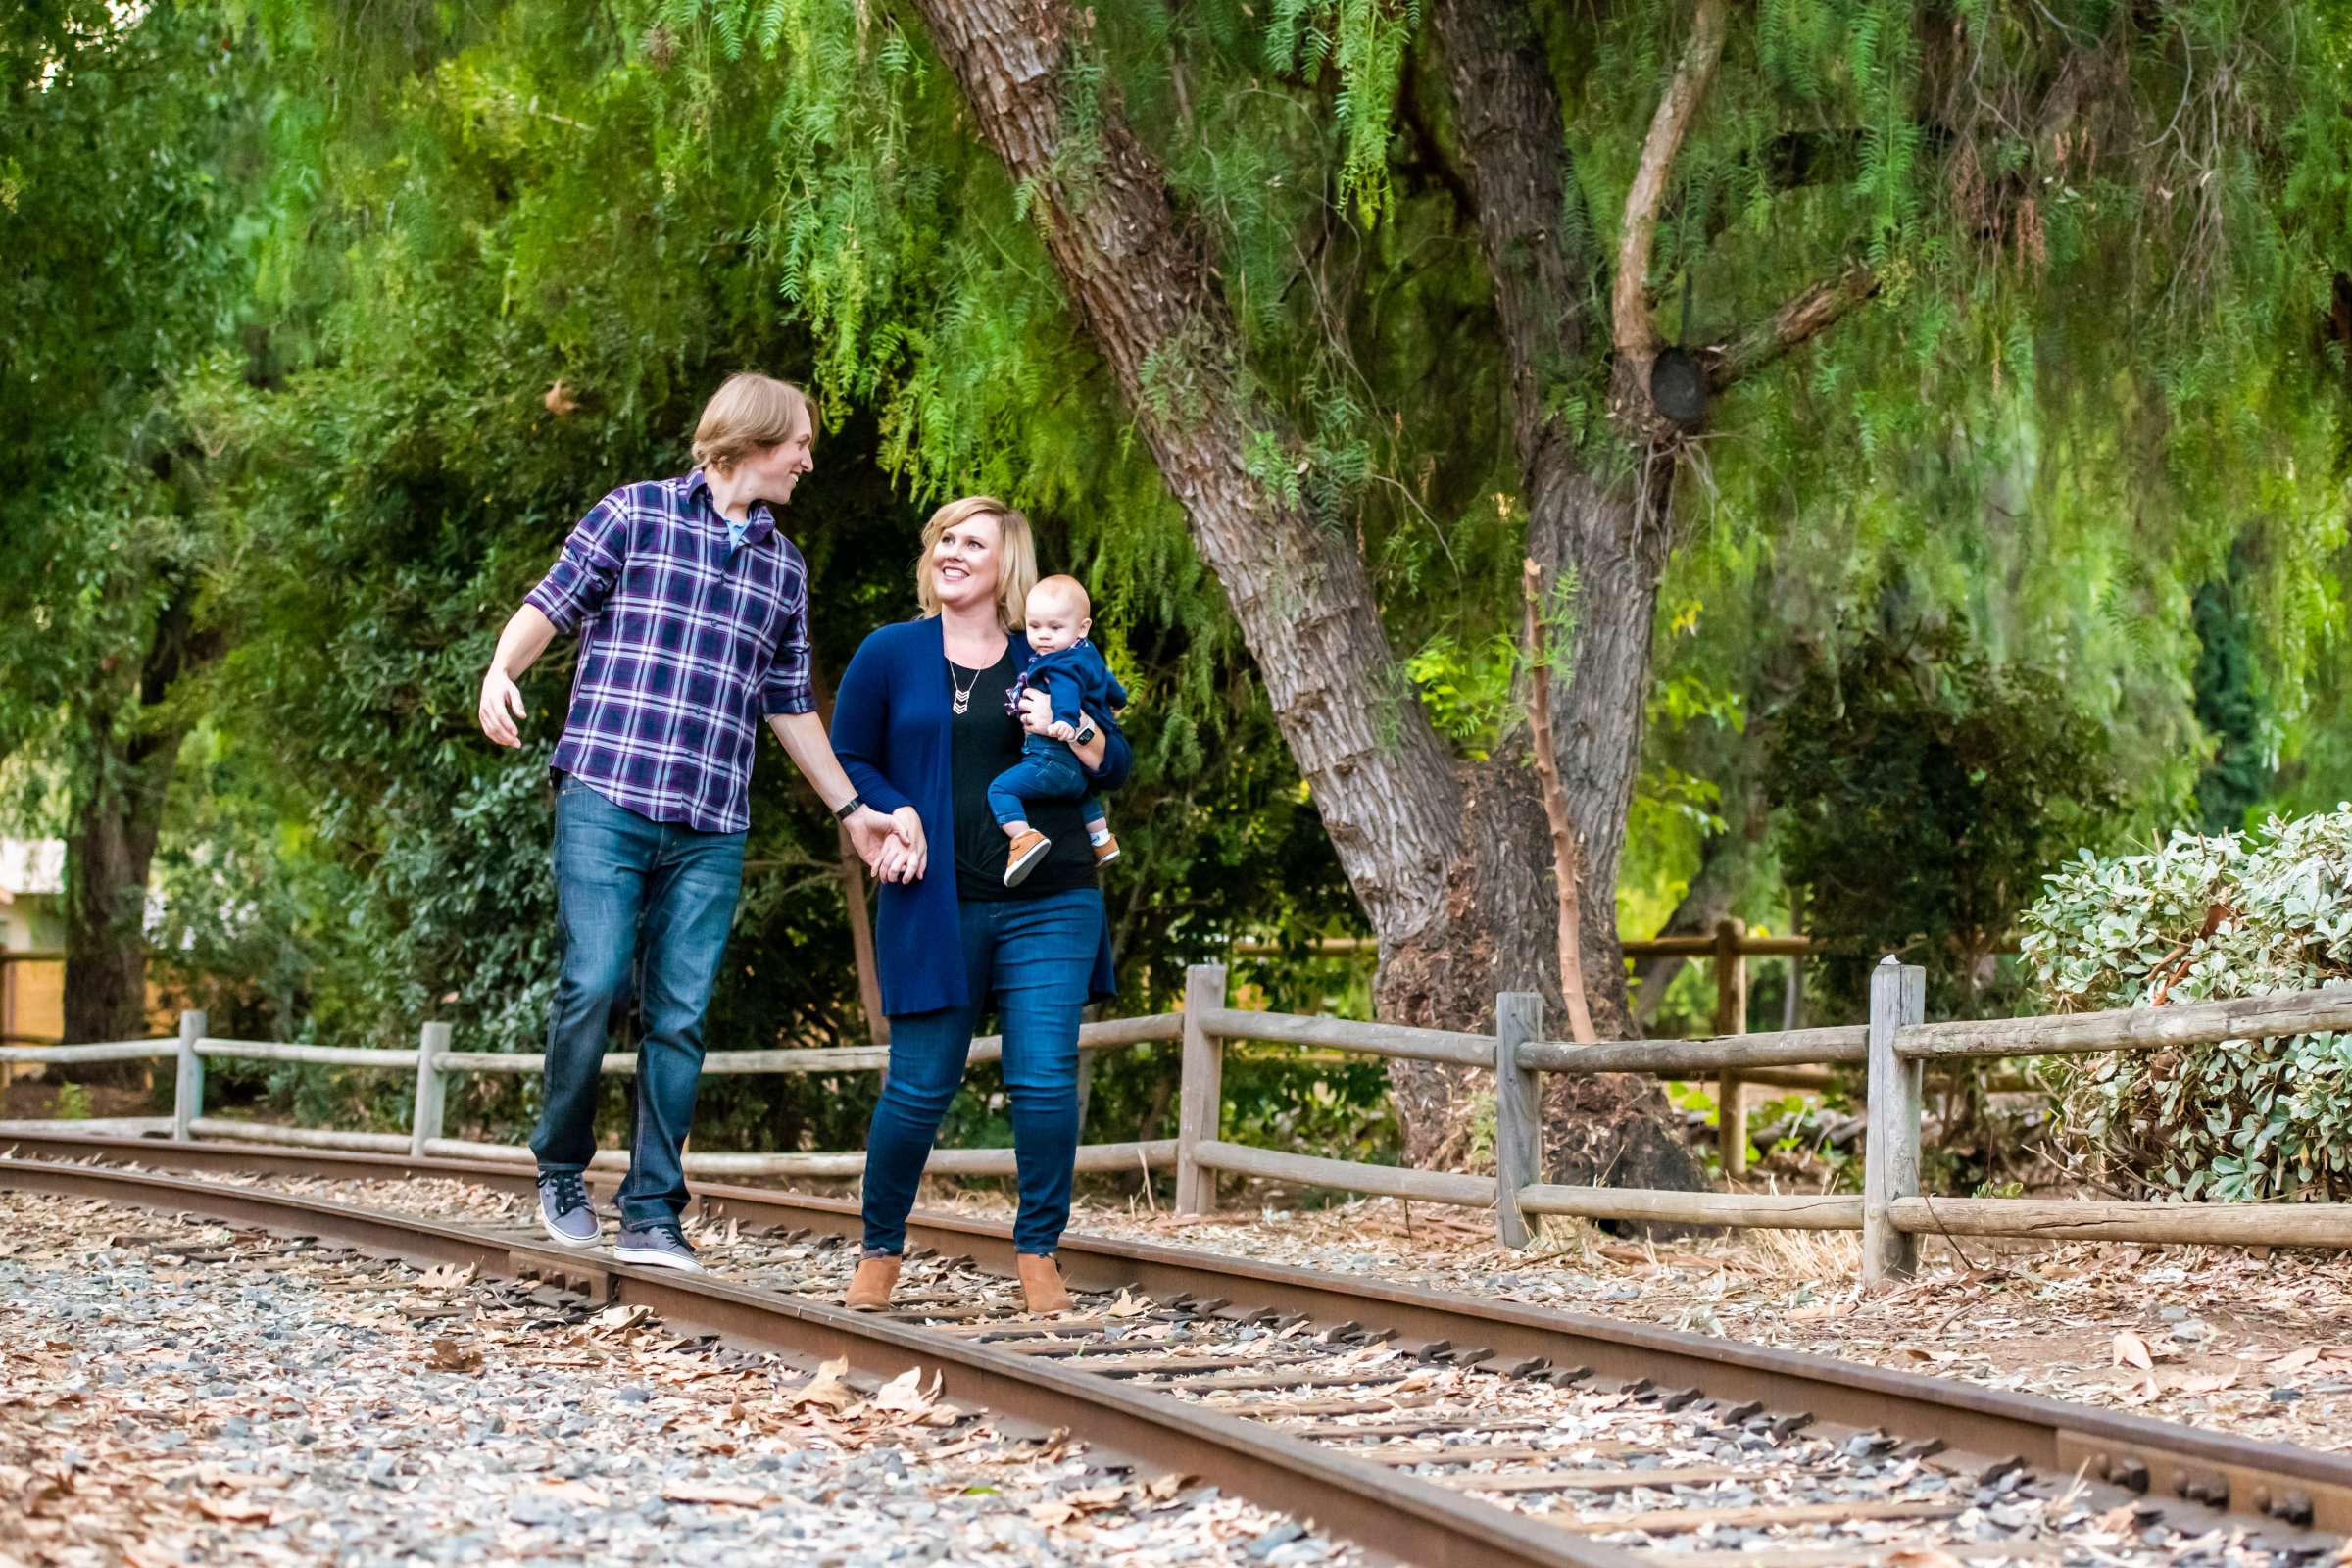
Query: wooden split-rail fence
4 957 2350 1286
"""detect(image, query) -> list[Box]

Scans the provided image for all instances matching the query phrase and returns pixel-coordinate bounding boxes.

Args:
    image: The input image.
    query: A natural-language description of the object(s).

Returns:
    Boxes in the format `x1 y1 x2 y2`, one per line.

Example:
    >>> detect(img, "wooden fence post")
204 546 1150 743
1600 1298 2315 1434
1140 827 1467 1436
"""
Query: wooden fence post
1714 917 1749 1178
1175 963 1228 1215
173 1009 207 1143
1863 956 1928 1287
1494 992 1544 1249
410 1021 451 1160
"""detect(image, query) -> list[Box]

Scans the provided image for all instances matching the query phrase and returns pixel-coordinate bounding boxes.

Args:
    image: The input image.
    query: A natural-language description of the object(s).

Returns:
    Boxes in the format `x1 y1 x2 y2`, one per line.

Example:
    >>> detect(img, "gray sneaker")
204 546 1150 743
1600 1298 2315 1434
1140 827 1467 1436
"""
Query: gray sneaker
613 1222 704 1274
536 1170 601 1248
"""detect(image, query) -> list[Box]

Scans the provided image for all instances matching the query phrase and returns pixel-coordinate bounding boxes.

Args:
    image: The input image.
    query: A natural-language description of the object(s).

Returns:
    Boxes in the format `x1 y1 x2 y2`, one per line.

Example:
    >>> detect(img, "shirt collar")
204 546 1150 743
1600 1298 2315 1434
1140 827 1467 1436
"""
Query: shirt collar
685 469 778 548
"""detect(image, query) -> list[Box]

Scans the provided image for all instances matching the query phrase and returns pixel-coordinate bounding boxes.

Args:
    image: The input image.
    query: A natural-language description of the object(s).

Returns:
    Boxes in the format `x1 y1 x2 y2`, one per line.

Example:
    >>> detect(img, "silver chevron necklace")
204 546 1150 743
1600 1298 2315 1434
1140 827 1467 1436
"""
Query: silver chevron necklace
949 660 983 716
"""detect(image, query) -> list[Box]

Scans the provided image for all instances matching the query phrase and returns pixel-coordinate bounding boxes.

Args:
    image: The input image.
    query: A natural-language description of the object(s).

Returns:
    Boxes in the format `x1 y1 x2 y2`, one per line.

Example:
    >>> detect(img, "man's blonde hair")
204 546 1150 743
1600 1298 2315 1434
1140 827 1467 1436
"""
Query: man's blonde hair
691 373 817 474
916 496 1039 628
1029 574 1091 620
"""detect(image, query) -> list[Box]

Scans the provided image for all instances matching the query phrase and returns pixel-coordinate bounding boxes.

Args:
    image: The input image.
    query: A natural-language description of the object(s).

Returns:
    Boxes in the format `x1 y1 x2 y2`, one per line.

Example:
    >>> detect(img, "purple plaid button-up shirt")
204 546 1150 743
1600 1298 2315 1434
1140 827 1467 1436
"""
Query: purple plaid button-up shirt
525 471 813 834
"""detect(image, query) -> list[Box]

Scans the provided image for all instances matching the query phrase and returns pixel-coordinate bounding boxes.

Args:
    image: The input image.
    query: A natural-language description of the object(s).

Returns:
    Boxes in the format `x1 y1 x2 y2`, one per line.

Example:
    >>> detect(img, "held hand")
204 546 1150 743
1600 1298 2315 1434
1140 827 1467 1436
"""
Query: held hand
1017 688 1054 735
887 807 927 882
478 667 528 747
842 807 901 871
875 837 926 884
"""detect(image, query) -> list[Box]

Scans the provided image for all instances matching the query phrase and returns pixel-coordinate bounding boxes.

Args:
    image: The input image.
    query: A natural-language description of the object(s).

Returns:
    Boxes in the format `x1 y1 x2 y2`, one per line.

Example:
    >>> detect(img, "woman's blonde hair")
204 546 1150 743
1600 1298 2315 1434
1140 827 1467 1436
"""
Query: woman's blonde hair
691 373 817 474
915 495 1038 629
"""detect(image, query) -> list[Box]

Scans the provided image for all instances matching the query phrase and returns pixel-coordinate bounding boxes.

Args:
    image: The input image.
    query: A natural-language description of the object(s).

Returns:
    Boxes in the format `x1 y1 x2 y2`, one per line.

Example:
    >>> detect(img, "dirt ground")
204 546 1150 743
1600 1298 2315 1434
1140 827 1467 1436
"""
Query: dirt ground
0 1071 161 1123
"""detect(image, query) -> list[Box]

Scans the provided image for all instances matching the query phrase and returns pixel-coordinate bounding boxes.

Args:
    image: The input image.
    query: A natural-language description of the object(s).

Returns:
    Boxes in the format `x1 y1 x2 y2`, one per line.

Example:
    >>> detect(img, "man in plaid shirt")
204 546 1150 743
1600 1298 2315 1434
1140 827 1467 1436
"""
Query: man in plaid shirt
475 373 917 1273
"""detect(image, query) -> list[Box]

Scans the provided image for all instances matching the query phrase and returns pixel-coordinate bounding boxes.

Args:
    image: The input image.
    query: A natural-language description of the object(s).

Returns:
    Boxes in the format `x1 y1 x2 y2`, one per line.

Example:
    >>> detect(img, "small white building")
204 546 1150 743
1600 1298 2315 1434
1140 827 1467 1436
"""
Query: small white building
1 838 67 1043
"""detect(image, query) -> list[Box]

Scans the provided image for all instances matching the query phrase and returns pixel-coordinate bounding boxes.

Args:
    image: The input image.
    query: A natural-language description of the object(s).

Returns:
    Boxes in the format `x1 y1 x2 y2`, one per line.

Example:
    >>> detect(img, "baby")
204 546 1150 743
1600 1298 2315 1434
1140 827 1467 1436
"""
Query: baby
993 575 1129 887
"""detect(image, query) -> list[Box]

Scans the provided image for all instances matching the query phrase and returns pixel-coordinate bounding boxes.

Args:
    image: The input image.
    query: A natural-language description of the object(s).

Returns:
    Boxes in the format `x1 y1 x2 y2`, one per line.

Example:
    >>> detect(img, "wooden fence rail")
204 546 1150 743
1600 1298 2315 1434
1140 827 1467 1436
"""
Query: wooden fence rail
0 1012 1184 1181
1165 959 2352 1283
5 958 2351 1288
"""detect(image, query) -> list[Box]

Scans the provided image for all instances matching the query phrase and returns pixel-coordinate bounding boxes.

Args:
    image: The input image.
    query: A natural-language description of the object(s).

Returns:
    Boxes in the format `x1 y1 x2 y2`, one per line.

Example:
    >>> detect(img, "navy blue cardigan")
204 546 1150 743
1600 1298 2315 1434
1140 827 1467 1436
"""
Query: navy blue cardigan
831 616 1131 1017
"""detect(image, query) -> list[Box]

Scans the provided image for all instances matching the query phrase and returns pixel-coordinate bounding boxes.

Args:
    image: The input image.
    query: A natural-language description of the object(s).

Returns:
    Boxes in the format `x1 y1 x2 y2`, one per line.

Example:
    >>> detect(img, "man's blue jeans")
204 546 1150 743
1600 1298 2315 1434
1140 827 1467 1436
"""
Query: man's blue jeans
530 778 744 1230
861 886 1103 1255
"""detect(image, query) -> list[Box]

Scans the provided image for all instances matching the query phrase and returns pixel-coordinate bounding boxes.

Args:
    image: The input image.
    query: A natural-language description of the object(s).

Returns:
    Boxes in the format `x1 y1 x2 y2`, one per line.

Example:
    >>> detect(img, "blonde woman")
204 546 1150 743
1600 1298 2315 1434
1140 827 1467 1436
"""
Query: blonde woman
830 497 1131 1313
476 374 911 1273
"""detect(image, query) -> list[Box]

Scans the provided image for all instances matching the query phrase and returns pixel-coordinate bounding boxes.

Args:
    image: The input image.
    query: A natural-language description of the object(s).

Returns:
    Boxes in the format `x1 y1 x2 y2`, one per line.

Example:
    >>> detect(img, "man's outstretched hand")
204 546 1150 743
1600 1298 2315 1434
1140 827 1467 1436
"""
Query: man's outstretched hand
845 805 925 883
478 667 528 747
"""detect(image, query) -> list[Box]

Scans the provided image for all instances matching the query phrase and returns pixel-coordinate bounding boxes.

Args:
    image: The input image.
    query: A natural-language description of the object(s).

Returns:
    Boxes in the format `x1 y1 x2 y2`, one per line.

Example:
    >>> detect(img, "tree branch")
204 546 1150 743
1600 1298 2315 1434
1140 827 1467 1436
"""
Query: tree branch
905 0 1467 945
1524 559 1598 1044
1611 0 1733 367
1699 261 1879 390
1427 0 1599 471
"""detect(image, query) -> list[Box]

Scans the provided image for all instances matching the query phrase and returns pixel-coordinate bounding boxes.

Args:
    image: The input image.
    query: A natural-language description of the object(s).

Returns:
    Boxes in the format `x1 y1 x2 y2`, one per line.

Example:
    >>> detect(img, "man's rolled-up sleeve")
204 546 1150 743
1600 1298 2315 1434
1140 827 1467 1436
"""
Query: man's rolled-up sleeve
525 492 630 634
760 551 815 717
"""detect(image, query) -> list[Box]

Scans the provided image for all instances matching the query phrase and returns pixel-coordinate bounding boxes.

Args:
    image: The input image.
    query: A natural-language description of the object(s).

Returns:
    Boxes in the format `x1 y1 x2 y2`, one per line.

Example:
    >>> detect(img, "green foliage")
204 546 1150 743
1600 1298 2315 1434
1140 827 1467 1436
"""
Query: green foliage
0 1 263 836
2022 808 2352 1200
1769 619 2121 1020
2190 566 2277 832
12 0 2352 1164
1221 1047 1400 1171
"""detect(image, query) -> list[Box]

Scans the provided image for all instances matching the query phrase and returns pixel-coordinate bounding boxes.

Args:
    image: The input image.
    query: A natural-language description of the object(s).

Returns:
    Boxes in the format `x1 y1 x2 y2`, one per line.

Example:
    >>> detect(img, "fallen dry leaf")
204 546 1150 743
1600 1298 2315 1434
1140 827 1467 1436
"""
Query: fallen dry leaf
869 1367 938 1415
197 1467 288 1491
589 1303 651 1335
415 1262 474 1290
783 1357 858 1411
529 1480 610 1507
662 1483 769 1507
1102 1290 1151 1319
191 1495 274 1524
426 1337 483 1373
2264 1344 2325 1376
2167 1369 2239 1395
2112 1330 2155 1371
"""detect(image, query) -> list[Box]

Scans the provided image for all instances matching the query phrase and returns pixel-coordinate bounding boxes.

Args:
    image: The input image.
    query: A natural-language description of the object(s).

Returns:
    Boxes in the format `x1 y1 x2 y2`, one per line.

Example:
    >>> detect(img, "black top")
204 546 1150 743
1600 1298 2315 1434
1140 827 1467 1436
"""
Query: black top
949 649 1100 903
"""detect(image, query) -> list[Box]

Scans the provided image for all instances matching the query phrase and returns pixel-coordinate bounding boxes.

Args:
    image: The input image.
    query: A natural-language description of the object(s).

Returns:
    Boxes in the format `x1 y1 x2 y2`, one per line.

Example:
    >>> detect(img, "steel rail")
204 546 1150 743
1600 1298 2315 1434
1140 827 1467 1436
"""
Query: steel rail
11 1132 2352 1540
0 1153 1629 1568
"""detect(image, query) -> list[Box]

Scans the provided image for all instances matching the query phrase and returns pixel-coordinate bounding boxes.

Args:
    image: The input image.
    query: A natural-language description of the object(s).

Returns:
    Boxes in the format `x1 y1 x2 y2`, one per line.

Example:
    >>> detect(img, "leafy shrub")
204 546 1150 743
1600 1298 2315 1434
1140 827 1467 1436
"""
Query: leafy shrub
1770 621 2120 1024
2021 808 2352 1200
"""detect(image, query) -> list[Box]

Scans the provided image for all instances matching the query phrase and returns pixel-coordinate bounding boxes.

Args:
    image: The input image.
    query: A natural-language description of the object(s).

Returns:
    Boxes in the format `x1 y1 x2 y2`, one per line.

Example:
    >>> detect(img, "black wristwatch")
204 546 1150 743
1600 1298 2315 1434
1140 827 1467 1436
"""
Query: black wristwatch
834 793 865 821
1075 723 1097 747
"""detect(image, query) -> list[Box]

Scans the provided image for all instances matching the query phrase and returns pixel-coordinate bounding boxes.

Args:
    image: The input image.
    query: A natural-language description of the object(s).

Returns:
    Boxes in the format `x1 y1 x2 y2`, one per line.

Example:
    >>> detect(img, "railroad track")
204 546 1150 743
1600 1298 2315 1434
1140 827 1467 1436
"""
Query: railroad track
7 1132 2347 1568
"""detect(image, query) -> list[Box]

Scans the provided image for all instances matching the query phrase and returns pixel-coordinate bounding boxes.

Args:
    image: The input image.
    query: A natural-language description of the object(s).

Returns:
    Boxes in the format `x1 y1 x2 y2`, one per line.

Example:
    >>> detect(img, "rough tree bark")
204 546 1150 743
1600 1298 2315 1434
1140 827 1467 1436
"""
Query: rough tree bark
1416 0 1875 1185
905 0 1874 1193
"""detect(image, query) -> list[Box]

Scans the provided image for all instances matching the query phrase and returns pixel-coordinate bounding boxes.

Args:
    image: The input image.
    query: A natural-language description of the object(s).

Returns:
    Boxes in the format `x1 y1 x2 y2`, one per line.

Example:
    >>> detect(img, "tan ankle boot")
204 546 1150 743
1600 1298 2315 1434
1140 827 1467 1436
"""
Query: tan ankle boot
844 1254 901 1311
1015 1252 1072 1315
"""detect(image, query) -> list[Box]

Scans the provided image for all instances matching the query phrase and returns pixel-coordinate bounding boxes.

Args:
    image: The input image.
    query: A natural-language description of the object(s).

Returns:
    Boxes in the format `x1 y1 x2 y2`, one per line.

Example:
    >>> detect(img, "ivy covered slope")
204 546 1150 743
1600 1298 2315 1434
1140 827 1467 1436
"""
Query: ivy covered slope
2021 812 2352 1202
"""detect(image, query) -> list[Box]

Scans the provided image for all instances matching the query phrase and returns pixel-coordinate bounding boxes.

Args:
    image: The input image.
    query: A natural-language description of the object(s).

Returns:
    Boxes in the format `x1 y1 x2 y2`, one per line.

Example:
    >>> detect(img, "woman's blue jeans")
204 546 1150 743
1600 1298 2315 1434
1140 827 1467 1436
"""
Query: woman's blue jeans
861 886 1103 1256
529 778 744 1230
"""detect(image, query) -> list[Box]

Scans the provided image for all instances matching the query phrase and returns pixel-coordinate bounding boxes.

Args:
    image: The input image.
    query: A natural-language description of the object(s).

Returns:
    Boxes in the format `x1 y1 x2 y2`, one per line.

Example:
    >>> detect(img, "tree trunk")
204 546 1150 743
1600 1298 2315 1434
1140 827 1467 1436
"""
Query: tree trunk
906 0 1708 1194
63 584 211 1053
905 0 1465 945
63 732 171 1047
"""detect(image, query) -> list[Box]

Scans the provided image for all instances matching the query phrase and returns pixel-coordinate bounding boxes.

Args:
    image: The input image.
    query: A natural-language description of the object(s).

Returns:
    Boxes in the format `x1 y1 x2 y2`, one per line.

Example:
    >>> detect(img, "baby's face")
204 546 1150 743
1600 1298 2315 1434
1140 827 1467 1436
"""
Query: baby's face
1025 593 1089 654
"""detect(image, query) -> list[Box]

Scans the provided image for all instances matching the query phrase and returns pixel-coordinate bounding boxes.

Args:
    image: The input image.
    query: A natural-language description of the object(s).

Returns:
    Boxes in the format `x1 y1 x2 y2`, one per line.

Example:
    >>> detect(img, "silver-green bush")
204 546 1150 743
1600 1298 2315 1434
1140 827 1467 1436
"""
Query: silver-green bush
2019 809 2352 1201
